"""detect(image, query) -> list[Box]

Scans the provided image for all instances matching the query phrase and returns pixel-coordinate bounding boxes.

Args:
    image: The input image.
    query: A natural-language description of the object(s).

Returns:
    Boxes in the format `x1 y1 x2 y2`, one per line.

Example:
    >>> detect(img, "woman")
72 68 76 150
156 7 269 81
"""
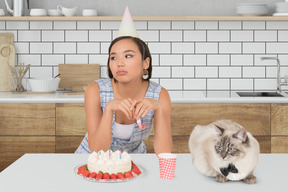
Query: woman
75 36 172 155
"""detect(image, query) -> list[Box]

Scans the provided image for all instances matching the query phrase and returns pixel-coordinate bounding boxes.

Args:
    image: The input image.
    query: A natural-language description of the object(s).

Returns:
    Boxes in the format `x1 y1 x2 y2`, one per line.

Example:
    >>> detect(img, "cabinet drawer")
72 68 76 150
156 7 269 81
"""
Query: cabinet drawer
0 104 55 136
271 137 288 153
271 104 288 136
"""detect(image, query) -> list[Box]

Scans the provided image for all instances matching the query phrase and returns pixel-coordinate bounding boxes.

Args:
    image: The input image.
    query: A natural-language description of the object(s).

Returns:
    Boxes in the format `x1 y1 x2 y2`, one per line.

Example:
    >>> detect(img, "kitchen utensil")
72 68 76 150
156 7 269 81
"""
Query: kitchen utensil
236 3 268 16
47 9 63 16
30 8 47 16
57 5 77 16
27 77 60 92
9 63 30 92
0 43 15 92
53 73 60 79
82 9 97 16
58 64 100 91
0 33 14 44
4 0 29 16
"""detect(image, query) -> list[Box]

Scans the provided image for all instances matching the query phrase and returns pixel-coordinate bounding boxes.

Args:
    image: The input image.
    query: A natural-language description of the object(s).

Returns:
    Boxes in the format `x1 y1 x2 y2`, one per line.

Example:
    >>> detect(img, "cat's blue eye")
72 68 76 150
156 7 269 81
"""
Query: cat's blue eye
217 146 222 151
229 147 234 152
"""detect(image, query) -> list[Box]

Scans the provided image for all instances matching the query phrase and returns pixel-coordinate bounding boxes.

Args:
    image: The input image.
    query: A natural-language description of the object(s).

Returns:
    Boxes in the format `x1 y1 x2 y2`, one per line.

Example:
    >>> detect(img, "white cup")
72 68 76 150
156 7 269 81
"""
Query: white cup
30 9 47 16
0 9 5 16
82 9 97 16
47 9 63 16
57 5 77 16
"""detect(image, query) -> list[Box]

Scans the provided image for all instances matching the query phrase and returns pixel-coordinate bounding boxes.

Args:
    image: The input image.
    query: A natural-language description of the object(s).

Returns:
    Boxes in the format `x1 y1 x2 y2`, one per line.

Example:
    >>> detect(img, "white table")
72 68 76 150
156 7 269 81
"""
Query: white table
0 154 287 192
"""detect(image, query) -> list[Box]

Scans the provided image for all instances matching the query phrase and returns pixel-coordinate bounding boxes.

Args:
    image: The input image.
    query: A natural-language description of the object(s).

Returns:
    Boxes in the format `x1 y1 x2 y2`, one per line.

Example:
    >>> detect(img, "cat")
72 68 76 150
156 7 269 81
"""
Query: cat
188 119 260 184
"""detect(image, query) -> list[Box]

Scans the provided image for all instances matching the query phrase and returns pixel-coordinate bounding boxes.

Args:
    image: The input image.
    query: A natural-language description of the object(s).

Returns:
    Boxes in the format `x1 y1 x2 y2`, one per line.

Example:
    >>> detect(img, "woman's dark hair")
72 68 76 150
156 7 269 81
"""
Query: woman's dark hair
107 36 152 81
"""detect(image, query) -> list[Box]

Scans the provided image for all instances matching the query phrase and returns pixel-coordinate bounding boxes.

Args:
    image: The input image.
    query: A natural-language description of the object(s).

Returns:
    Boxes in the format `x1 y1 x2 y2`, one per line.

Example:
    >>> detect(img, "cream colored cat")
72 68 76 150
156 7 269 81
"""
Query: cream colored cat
188 120 260 184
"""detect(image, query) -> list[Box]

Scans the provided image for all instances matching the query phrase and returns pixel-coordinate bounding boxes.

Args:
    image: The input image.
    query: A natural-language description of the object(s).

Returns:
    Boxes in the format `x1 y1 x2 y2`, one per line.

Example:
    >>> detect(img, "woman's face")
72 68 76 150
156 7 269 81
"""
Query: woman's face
109 39 149 83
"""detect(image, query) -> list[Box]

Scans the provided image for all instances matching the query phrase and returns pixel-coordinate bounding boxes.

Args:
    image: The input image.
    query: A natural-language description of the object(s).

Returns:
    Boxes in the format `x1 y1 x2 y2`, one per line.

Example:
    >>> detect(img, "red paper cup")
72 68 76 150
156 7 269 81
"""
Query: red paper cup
158 153 177 180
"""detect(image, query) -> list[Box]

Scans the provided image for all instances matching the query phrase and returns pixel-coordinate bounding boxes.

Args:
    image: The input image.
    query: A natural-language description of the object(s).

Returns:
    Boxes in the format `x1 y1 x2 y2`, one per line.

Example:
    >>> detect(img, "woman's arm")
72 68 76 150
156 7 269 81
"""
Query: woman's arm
153 88 173 155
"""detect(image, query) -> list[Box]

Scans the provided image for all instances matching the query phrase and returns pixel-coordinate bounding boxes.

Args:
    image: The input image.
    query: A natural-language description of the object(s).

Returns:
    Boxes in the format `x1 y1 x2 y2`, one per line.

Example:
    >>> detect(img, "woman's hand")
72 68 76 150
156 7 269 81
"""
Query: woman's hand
107 99 134 119
131 98 161 120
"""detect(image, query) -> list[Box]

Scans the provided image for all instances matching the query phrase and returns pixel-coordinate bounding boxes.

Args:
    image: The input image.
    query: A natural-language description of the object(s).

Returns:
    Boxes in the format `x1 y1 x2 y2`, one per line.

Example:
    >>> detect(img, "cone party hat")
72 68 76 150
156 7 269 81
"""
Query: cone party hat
117 6 139 38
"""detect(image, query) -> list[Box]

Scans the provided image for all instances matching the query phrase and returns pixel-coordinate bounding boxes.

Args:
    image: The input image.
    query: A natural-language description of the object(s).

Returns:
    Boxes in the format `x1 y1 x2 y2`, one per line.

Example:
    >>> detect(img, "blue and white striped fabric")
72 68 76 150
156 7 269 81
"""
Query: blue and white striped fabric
75 78 162 154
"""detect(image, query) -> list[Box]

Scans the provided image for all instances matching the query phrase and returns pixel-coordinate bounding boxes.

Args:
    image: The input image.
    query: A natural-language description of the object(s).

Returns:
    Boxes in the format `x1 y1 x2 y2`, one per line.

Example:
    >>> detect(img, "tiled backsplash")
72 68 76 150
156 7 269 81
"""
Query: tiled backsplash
1 20 288 93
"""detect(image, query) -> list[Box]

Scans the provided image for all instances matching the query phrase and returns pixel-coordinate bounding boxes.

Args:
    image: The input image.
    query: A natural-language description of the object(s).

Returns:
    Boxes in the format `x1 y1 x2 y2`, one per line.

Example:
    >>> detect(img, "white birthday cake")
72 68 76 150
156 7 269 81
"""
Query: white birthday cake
87 150 132 175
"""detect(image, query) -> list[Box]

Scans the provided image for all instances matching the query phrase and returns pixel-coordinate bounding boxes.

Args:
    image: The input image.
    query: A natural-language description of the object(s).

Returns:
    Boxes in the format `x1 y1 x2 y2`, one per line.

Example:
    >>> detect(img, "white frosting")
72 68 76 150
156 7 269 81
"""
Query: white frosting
87 150 132 174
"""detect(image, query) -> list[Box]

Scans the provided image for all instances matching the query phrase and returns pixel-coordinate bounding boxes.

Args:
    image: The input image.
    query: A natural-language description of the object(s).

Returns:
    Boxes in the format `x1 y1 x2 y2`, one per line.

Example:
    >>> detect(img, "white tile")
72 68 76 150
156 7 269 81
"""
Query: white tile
160 55 182 66
184 31 206 42
100 42 110 54
148 21 170 30
207 79 229 90
0 21 5 30
89 31 112 41
207 55 230 66
195 21 218 30
172 21 194 29
172 67 194 78
231 79 253 90
184 79 206 90
243 21 265 30
54 21 76 29
65 55 89 64
254 79 276 90
254 54 277 66
14 43 29 54
150 78 160 84
172 43 194 54
30 21 52 29
18 31 41 41
17 55 41 66
151 55 160 66
1 31 17 41
207 31 229 42
160 79 182 90
267 43 288 54
278 55 288 65
66 31 88 41
231 55 253 66
152 67 171 78
278 31 288 41
231 31 253 41
77 43 100 54
195 43 218 54
148 42 170 54
255 31 277 42
195 67 218 78
42 31 64 41
134 21 148 30
137 31 159 42
42 55 64 66
89 54 108 66
101 21 121 30
219 43 241 54
219 21 241 30
77 21 100 29
54 43 76 54
30 67 53 78
219 67 241 78
6 21 29 30
266 67 277 78
243 67 265 78
53 67 59 78
184 55 206 66
100 66 108 78
243 43 265 54
266 21 288 30
160 31 182 41
30 43 52 54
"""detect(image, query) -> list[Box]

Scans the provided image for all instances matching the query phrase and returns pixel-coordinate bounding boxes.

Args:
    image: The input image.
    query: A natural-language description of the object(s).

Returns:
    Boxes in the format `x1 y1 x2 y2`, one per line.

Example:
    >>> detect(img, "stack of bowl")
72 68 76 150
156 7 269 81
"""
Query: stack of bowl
236 3 268 16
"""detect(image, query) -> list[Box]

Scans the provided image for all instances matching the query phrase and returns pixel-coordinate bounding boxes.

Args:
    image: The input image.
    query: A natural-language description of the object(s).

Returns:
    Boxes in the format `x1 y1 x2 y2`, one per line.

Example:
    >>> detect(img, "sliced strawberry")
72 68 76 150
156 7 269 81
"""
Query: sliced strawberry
77 165 85 174
96 172 103 179
124 171 133 178
82 170 90 177
111 173 117 180
117 172 125 179
89 172 96 178
132 162 141 175
103 173 110 179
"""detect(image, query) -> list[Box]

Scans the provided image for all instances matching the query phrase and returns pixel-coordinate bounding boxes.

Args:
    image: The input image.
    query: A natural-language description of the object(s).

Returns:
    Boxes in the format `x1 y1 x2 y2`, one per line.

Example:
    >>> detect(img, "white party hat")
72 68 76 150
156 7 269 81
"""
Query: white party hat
117 6 139 38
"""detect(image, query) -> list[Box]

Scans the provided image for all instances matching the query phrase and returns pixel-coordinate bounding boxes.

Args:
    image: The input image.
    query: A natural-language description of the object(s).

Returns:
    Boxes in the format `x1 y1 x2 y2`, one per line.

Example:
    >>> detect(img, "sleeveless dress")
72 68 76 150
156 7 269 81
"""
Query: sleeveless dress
75 78 162 154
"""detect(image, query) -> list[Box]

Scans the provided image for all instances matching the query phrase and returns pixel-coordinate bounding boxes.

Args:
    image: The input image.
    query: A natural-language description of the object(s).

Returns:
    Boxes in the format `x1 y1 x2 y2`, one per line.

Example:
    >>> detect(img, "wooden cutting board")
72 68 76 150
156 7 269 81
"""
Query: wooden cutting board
0 43 15 91
58 64 100 91
0 33 14 44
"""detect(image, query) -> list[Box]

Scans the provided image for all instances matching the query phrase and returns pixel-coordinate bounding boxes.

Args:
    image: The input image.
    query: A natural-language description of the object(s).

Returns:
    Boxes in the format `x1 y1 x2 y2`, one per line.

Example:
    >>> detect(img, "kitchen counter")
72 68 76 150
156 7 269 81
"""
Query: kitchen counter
1 91 288 103
0 153 287 192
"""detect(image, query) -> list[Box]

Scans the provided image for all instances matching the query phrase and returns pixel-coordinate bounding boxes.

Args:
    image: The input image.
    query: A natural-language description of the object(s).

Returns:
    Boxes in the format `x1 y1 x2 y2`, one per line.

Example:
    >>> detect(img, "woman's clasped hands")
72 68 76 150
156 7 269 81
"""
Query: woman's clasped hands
108 98 160 120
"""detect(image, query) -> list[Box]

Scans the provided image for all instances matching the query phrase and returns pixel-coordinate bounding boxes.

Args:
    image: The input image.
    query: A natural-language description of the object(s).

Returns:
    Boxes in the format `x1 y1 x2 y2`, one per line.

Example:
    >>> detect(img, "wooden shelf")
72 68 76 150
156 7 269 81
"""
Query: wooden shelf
1 16 288 21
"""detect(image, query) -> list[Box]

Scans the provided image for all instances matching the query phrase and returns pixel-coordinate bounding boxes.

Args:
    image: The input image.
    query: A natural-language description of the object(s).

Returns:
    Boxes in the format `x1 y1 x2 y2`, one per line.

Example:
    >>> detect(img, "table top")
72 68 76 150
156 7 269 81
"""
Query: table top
0 153 287 192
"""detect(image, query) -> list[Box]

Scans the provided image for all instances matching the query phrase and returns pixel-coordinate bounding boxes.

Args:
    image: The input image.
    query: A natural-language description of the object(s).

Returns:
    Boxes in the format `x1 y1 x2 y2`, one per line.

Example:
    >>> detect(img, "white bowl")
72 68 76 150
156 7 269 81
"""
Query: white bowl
28 78 60 92
236 3 268 16
30 8 47 16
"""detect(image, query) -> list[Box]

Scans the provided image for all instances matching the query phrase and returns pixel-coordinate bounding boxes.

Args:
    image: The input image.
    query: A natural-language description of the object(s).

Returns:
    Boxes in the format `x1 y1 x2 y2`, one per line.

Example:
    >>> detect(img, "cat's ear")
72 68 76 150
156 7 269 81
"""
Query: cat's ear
233 130 247 143
214 124 225 135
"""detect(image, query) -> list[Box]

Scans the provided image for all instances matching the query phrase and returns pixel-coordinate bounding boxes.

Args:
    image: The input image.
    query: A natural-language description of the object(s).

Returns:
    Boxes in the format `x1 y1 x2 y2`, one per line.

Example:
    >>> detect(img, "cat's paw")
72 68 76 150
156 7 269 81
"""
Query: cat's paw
243 175 256 184
216 174 228 183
